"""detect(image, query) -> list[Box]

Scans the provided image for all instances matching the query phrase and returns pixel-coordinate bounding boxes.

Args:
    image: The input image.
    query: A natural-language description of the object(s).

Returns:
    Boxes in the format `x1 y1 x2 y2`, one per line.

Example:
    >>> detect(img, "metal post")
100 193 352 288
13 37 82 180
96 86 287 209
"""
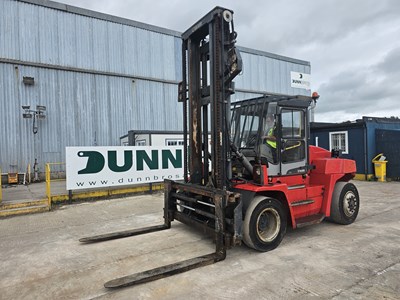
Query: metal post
33 158 39 182
21 105 46 182
214 193 227 260
188 37 202 184
0 167 2 203
27 163 31 184
45 163 51 209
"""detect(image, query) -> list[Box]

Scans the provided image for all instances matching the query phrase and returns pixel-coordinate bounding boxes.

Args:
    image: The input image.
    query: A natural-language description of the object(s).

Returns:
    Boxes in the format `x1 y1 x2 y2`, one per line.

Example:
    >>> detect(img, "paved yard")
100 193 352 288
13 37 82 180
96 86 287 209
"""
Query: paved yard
0 181 399 299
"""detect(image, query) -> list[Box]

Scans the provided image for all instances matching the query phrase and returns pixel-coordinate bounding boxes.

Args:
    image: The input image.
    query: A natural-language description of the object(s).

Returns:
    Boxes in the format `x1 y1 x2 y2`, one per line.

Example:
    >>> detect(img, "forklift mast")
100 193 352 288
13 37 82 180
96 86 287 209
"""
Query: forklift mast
179 7 242 189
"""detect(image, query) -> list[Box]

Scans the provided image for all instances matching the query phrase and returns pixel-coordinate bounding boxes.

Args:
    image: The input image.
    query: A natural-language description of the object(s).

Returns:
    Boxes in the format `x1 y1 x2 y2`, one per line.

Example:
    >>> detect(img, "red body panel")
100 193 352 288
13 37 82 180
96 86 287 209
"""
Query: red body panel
234 146 356 228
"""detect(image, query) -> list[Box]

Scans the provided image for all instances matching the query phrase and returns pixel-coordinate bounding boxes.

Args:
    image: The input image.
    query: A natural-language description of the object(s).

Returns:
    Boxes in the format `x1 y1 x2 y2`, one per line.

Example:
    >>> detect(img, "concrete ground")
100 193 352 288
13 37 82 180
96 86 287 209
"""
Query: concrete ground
0 180 161 208
1 181 66 204
0 180 399 300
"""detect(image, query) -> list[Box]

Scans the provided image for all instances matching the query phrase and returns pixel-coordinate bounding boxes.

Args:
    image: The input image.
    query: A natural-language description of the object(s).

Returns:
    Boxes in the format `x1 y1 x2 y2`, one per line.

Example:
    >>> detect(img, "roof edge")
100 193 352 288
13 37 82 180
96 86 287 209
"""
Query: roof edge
237 46 310 67
15 0 182 37
15 0 311 66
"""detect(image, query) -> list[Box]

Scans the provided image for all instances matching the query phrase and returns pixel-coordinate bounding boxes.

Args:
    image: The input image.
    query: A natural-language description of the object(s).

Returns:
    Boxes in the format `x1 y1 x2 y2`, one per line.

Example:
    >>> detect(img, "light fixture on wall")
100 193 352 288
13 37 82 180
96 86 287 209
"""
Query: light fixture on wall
22 105 46 134
22 105 33 119
23 76 35 85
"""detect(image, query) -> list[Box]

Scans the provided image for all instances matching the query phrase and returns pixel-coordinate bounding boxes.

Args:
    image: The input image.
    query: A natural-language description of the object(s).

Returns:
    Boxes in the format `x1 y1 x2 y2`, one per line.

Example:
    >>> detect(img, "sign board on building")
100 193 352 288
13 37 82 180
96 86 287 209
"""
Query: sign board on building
290 71 311 90
66 146 183 190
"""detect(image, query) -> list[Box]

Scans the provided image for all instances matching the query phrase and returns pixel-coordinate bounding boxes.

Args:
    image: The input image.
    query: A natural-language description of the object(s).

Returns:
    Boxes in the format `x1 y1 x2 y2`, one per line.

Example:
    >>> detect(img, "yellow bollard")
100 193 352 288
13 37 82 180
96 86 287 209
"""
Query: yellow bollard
46 163 51 208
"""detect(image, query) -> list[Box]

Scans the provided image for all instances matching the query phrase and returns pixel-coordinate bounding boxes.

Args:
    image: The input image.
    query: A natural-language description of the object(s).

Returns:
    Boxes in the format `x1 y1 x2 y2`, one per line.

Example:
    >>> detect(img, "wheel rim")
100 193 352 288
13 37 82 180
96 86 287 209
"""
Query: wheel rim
343 191 358 217
256 208 281 242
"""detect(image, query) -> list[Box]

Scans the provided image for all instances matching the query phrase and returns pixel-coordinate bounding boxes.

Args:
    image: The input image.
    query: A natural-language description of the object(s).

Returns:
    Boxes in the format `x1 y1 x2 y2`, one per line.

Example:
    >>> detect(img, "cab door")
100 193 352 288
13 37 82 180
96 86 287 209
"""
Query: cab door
278 101 310 176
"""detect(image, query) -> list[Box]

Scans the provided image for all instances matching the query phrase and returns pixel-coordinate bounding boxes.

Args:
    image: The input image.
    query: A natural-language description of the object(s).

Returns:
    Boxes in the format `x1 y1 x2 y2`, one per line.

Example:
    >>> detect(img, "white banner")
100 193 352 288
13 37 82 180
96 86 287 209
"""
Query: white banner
66 146 183 190
290 71 311 90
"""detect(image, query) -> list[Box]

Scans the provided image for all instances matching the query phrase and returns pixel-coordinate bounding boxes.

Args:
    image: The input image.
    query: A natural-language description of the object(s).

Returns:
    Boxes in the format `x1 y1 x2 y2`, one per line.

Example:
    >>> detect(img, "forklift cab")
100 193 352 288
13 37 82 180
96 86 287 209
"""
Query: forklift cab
231 95 311 177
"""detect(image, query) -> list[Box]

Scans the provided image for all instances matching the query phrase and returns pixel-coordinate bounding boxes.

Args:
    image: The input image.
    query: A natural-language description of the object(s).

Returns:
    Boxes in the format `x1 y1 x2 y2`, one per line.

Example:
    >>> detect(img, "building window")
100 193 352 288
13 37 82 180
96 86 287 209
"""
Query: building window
135 139 146 146
166 139 184 146
329 131 348 154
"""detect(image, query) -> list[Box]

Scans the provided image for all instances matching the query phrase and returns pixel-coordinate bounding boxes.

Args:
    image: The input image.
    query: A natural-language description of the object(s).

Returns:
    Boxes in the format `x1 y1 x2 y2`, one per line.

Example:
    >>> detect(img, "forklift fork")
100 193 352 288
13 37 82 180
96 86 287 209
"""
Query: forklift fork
80 180 232 289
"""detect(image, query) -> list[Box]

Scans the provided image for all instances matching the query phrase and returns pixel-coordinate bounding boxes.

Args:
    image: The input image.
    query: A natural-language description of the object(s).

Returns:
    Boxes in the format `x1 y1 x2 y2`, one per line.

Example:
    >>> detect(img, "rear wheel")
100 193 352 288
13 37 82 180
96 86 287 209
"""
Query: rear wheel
329 182 360 225
243 197 287 252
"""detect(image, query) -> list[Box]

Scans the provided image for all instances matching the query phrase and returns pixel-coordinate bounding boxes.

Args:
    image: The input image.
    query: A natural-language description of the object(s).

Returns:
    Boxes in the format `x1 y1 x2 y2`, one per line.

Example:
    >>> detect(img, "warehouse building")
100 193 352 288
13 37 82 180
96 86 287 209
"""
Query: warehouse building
0 0 311 179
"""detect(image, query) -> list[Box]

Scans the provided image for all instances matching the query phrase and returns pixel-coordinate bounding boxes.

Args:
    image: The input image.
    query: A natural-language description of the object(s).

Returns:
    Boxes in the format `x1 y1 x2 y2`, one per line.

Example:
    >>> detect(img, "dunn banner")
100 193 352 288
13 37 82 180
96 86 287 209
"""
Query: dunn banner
66 146 183 190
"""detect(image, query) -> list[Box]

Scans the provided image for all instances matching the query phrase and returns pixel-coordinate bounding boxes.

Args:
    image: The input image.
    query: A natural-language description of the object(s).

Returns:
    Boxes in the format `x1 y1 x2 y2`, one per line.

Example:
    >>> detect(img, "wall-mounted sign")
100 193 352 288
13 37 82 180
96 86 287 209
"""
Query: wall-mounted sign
66 146 183 190
290 71 311 90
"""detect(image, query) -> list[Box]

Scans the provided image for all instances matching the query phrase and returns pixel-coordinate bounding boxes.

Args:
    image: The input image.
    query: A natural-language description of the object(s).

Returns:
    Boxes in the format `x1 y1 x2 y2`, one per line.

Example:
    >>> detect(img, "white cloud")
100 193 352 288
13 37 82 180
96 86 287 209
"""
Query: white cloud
57 0 400 122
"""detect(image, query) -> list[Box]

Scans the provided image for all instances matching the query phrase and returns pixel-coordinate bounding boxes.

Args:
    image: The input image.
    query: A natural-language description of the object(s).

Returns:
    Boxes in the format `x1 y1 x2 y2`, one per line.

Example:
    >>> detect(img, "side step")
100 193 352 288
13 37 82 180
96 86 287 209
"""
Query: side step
296 214 325 228
0 200 49 218
1 199 48 210
290 199 314 207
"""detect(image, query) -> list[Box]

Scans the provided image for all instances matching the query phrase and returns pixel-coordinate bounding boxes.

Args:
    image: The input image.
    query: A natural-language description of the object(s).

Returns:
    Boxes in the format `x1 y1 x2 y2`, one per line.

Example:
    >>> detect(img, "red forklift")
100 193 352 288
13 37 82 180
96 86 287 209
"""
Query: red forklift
80 7 360 288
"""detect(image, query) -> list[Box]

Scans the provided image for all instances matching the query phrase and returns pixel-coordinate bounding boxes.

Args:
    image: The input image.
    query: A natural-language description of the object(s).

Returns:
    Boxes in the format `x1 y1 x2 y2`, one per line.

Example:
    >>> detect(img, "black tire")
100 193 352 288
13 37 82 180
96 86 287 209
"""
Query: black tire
330 182 360 225
243 197 287 252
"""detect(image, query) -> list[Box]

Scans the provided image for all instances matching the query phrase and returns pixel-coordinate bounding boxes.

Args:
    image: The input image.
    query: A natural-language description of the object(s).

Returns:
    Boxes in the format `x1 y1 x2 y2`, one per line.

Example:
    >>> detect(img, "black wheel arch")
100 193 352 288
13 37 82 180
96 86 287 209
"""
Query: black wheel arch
236 189 292 228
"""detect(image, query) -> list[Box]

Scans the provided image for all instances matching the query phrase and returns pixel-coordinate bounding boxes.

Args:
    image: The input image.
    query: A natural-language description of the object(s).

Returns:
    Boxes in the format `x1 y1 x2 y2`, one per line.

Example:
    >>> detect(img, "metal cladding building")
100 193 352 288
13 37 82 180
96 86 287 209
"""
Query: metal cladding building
0 0 311 177
310 117 400 180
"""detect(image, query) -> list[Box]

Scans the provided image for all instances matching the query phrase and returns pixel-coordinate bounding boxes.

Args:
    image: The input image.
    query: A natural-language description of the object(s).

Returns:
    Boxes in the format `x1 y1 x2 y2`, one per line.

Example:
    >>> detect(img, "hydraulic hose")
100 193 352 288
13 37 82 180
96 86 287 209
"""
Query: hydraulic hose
230 144 253 175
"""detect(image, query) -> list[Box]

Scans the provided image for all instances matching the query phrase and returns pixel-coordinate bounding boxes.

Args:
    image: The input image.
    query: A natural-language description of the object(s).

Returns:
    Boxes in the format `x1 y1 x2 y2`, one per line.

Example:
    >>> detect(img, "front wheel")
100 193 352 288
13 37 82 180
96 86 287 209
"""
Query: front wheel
329 182 360 225
243 197 287 252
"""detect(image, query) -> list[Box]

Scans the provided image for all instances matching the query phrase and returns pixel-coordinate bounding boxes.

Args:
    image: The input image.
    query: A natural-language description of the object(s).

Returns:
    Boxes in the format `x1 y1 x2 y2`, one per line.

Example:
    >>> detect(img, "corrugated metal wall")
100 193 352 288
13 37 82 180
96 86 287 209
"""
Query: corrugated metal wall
235 48 310 97
0 0 310 174
0 63 181 172
0 0 182 80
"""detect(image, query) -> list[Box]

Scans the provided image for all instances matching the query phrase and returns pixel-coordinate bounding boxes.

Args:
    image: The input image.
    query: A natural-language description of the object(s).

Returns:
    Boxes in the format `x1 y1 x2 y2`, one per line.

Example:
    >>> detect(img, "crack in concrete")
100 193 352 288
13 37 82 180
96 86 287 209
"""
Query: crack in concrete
331 260 400 298
357 205 400 222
